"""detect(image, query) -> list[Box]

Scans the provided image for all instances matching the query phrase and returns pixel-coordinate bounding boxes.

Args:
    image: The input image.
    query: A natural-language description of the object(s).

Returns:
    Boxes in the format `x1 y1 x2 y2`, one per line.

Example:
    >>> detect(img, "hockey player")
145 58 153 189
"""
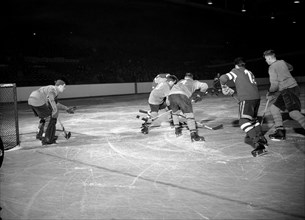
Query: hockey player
213 73 222 94
219 57 268 157
28 79 75 145
263 49 305 140
141 74 178 134
151 73 171 90
168 72 208 142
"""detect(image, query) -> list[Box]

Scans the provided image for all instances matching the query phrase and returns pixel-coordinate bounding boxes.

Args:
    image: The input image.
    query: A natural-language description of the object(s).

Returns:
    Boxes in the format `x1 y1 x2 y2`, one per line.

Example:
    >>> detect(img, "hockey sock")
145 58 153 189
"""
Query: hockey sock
185 113 196 131
289 110 305 129
172 111 180 127
253 120 263 136
270 105 283 128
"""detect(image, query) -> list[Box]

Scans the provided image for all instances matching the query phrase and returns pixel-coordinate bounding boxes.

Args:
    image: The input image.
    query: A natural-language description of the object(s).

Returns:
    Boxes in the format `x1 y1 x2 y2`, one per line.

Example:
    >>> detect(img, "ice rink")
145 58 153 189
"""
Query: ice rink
1 87 305 220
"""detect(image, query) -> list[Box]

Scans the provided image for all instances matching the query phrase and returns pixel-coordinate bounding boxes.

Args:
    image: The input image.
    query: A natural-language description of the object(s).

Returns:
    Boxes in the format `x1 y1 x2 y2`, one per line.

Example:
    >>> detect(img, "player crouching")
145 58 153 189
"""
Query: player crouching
141 74 178 134
168 73 208 142
28 79 75 145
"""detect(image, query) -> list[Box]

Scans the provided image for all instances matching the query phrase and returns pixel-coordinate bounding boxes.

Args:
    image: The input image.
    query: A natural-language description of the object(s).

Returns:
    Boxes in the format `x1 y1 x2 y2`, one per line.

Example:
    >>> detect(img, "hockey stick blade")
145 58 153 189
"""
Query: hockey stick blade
139 109 149 114
203 124 223 130
198 120 223 130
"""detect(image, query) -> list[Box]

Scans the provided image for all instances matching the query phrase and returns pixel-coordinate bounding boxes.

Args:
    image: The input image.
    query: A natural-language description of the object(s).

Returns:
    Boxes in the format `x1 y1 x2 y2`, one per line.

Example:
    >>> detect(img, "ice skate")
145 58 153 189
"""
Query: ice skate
41 137 57 145
251 143 267 157
190 131 205 142
141 122 150 134
169 120 175 128
269 129 286 141
175 127 182 137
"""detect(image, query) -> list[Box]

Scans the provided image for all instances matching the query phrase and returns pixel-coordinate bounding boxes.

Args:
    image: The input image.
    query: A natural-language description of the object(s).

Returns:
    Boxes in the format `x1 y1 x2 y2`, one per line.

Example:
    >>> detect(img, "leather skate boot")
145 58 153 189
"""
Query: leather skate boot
141 122 150 134
269 129 286 141
175 126 182 137
251 142 267 157
190 131 205 142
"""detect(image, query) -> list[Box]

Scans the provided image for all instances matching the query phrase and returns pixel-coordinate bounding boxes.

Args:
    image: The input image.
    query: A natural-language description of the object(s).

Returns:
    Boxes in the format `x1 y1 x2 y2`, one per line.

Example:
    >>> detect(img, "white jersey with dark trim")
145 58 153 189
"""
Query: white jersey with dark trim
169 78 208 98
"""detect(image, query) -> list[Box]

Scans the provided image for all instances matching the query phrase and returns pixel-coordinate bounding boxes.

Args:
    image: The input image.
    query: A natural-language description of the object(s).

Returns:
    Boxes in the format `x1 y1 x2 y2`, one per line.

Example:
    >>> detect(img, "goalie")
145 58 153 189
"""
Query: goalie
28 79 75 145
219 57 268 157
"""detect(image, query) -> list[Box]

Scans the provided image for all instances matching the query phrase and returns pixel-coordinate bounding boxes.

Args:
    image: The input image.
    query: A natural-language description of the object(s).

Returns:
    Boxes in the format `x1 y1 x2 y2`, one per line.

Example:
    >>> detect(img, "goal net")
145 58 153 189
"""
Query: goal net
0 83 20 150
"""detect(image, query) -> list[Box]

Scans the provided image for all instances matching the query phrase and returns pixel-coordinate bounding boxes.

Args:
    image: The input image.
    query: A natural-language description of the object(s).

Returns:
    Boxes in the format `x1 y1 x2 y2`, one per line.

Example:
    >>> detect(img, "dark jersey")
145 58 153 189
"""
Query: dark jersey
219 67 260 101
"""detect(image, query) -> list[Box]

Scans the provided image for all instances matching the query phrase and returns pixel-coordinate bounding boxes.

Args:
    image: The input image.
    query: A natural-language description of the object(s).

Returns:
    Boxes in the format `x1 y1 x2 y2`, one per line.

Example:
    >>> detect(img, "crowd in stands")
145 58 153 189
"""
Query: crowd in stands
1 56 219 87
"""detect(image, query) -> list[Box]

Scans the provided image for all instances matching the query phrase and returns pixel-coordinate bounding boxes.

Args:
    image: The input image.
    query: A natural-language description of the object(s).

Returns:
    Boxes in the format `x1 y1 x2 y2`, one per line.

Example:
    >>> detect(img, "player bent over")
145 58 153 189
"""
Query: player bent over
151 73 171 90
168 73 208 142
28 79 75 145
141 74 178 134
263 50 305 140
219 57 268 157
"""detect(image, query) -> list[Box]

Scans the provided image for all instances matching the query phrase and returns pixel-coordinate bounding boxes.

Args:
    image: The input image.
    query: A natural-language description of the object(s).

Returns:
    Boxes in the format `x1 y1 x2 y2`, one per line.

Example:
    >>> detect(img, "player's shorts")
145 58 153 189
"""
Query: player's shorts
168 94 193 113
239 99 260 120
30 104 52 119
274 86 301 112
149 101 167 112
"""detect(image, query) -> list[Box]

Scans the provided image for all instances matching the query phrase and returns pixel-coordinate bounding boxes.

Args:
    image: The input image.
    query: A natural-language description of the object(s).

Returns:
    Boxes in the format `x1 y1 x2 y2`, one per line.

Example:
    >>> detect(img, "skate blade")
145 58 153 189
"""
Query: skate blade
252 150 268 157
270 138 285 141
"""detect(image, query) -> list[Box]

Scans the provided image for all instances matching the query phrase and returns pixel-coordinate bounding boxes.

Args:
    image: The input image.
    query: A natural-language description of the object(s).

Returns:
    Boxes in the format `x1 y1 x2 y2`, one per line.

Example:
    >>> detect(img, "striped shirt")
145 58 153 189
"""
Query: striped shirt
220 67 260 101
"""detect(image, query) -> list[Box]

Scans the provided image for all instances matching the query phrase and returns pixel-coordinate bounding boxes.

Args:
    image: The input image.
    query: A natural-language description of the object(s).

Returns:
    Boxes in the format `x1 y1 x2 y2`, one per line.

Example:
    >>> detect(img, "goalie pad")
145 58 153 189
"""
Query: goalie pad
44 117 57 143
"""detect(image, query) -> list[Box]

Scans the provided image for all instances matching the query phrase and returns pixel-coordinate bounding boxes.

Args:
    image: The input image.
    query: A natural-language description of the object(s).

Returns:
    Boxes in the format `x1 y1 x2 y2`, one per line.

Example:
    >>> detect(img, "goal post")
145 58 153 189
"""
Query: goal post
0 83 20 150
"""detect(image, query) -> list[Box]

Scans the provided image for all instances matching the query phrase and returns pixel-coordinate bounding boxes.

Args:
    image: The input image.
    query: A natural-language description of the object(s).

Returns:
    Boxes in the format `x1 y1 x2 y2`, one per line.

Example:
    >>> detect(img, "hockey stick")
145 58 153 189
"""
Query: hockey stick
231 94 239 103
198 121 223 130
260 99 270 125
58 118 71 139
137 109 172 122
172 113 223 130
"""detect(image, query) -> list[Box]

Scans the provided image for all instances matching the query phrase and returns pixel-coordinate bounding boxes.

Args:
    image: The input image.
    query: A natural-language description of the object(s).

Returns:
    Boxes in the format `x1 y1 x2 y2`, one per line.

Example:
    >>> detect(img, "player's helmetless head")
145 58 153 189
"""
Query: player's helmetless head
263 50 276 65
166 75 178 84
55 79 66 92
185 72 193 79
234 57 246 68
57 84 66 93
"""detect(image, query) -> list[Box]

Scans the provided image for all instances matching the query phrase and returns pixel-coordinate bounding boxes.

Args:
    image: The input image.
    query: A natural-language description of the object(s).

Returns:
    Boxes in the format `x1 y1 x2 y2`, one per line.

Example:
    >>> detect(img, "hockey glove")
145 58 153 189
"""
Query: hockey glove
221 85 234 96
190 90 206 103
266 91 276 101
66 106 76 114
205 87 219 96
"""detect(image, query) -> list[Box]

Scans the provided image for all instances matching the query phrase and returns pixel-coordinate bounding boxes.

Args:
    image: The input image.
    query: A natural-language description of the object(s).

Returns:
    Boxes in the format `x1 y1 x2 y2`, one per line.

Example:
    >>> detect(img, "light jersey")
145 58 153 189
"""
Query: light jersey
151 73 170 90
28 85 58 107
169 78 208 98
149 81 171 105
220 67 260 101
268 60 298 92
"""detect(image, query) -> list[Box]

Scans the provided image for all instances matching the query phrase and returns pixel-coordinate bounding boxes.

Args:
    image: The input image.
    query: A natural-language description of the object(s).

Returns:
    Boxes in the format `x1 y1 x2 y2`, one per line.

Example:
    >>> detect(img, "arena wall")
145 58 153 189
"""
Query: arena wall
10 76 305 102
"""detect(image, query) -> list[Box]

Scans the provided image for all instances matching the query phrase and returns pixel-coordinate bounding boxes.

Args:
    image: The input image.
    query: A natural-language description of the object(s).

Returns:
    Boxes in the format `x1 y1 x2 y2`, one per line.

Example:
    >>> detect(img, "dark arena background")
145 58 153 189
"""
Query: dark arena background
1 0 305 85
0 0 305 220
